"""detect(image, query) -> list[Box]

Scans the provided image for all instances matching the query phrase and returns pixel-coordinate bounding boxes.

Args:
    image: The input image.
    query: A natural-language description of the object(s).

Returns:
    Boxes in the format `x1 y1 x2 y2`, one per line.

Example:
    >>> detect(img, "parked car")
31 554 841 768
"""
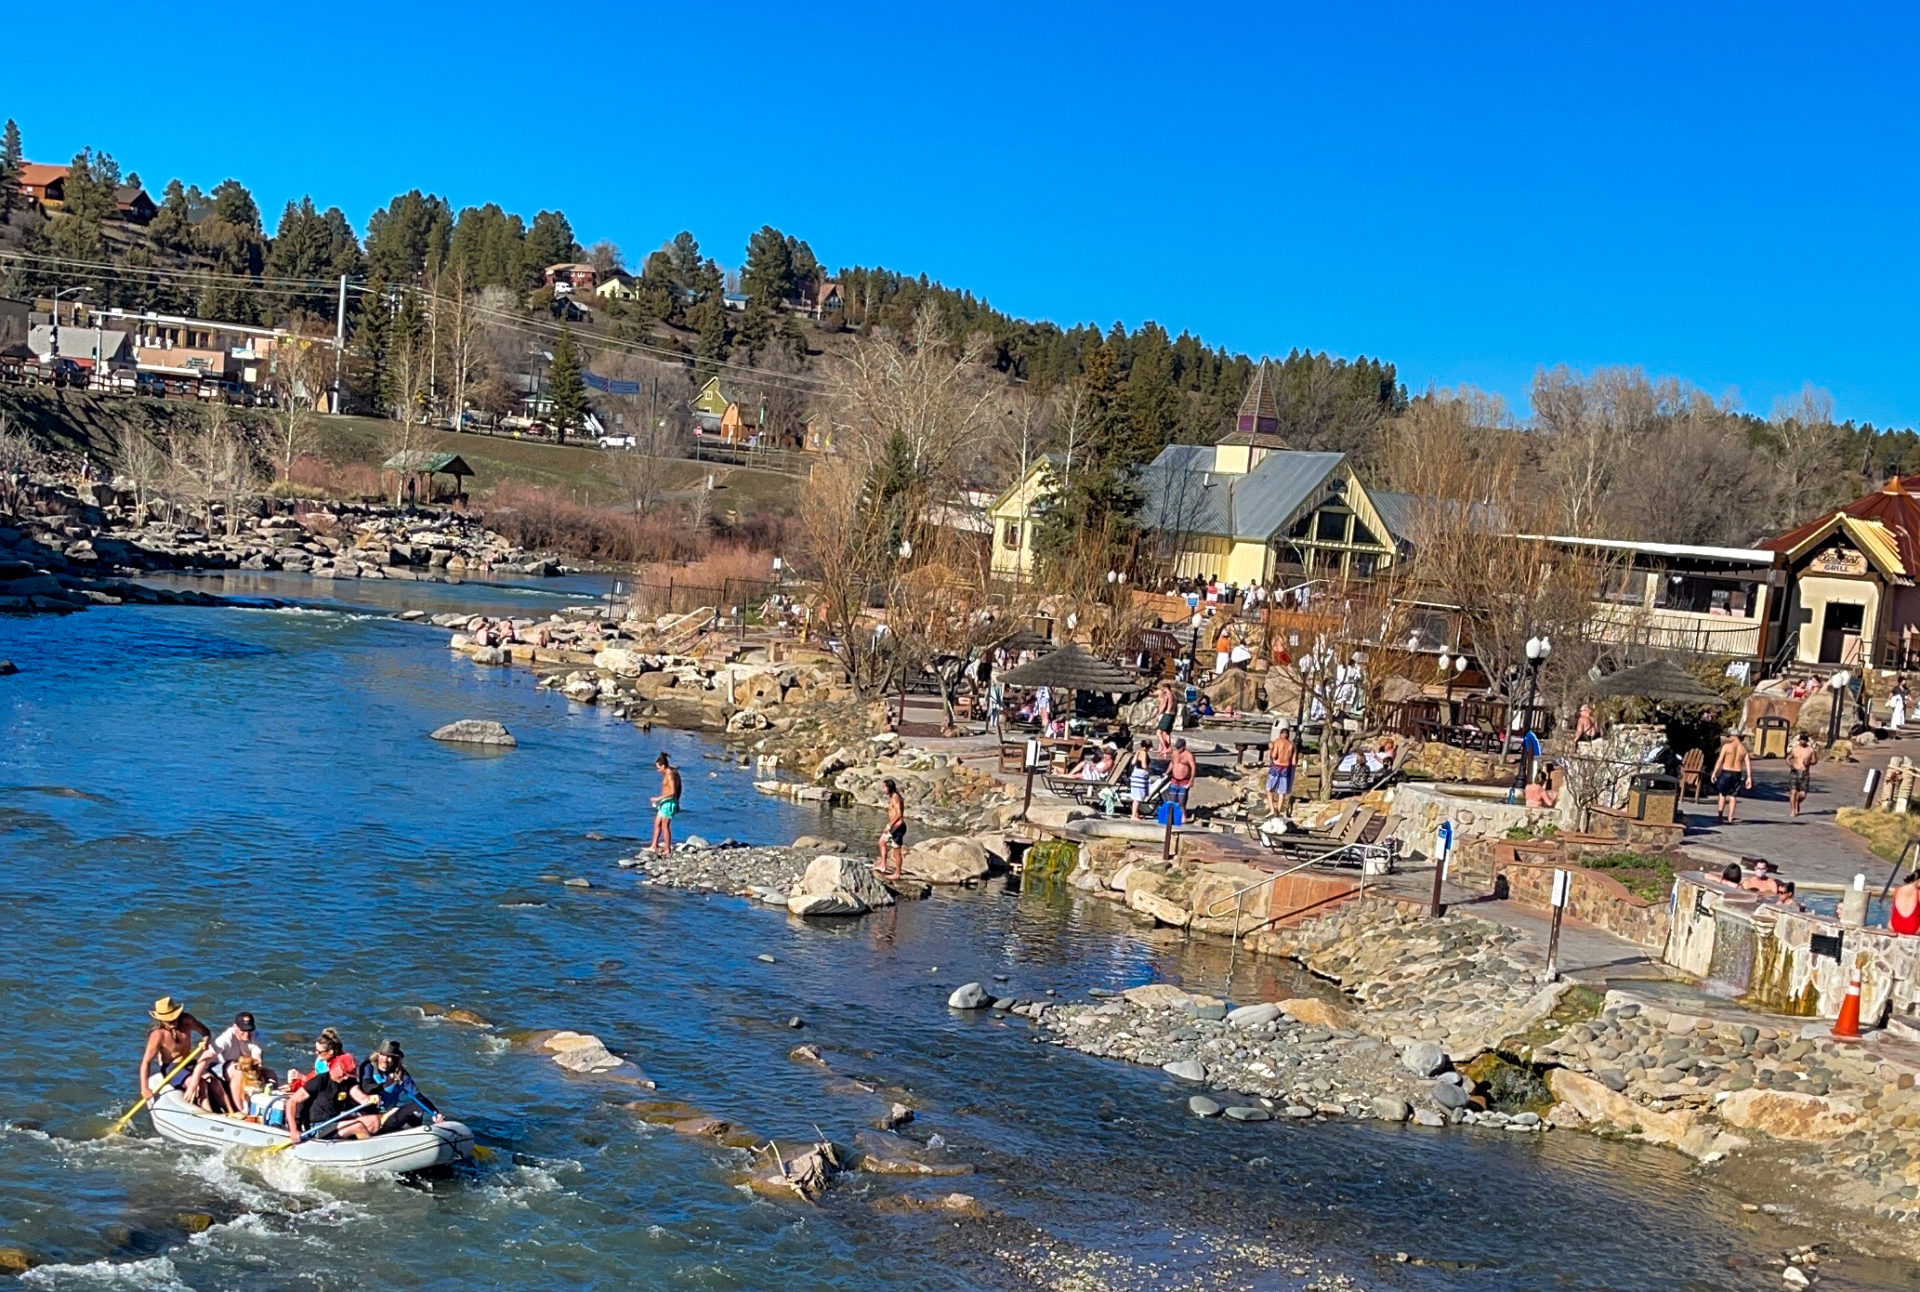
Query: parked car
597 434 636 450
136 372 168 397
39 357 86 386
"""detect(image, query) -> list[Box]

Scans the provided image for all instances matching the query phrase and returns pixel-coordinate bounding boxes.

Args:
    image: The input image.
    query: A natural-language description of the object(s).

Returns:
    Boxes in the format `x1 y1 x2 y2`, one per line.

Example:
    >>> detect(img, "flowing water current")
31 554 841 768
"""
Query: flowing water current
0 573 1915 1291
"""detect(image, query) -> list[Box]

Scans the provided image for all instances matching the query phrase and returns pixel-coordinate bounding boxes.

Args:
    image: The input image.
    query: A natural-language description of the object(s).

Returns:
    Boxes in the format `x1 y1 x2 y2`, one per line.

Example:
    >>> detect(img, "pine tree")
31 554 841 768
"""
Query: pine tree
150 179 192 251
0 120 21 219
694 300 730 378
546 327 588 444
1034 344 1151 570
741 225 797 305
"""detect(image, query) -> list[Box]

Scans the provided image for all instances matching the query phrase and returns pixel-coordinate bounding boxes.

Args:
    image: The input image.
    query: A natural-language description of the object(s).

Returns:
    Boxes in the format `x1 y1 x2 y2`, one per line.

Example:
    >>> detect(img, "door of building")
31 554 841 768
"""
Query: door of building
1820 602 1865 665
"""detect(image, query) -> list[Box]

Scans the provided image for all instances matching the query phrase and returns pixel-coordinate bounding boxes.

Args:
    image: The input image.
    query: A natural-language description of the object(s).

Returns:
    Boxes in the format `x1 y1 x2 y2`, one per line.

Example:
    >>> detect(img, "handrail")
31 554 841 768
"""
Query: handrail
1211 850 1375 993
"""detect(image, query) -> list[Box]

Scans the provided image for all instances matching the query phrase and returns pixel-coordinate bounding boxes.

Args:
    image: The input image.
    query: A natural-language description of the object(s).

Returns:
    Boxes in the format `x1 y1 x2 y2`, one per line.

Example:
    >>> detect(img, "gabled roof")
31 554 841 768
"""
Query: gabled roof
989 452 1065 514
1763 478 1920 578
1138 446 1346 541
383 451 473 477
17 163 67 188
1232 358 1281 437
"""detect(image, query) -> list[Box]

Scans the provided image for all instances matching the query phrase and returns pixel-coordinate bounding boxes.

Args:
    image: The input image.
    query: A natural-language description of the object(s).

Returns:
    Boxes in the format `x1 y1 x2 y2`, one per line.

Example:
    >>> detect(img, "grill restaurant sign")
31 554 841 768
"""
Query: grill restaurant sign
1810 546 1869 576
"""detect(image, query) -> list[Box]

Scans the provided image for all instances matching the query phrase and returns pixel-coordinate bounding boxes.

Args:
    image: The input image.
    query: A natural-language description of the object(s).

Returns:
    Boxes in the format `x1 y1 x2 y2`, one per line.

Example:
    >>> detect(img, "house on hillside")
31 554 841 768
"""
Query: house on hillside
792 280 843 319
722 292 749 312
543 263 598 295
689 376 730 432
13 164 154 221
16 163 67 205
987 453 1066 582
593 273 638 301
114 184 157 224
27 324 133 373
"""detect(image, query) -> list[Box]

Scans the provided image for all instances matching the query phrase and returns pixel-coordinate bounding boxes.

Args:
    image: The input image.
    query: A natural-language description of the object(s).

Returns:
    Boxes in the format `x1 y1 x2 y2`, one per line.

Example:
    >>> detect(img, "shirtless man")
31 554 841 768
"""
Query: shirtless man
1264 723 1296 817
136 996 213 1111
1167 739 1198 819
1710 731 1753 824
1786 733 1818 818
649 752 682 855
877 779 907 879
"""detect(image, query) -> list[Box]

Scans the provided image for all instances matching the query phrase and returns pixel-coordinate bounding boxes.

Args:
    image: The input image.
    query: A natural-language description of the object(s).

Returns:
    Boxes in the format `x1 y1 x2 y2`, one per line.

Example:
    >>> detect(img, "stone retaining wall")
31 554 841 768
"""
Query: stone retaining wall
1668 874 1920 1021
1448 840 1670 951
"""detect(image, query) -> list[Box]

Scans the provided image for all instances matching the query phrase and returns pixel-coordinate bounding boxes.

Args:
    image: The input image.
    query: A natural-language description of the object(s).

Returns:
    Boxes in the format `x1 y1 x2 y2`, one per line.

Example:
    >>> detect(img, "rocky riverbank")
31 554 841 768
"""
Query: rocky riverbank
1 471 567 614
999 893 1920 1254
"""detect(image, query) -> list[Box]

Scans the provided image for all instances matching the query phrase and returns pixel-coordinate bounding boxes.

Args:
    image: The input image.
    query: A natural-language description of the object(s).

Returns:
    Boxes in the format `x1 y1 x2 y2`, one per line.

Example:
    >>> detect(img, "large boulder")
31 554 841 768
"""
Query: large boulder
593 648 647 676
1715 1089 1864 1142
900 836 991 884
787 855 896 917
429 719 517 747
1546 1069 1745 1159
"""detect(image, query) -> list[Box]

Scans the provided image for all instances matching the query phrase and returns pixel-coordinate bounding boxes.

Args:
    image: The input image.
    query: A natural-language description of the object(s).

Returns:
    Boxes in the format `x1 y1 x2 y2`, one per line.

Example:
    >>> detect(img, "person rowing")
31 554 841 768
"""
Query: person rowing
337 1040 444 1140
283 1027 360 1146
136 996 213 1110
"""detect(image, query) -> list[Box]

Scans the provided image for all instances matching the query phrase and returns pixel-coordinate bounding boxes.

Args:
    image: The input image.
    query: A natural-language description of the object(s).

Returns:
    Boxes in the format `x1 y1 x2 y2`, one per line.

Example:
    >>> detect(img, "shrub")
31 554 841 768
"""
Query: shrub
1582 851 1676 902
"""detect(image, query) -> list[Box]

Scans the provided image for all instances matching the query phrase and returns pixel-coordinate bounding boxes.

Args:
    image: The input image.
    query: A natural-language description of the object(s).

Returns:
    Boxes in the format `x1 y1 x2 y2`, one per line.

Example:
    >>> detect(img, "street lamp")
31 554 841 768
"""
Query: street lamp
1519 634 1552 783
48 285 89 374
1438 647 1467 713
1828 669 1852 746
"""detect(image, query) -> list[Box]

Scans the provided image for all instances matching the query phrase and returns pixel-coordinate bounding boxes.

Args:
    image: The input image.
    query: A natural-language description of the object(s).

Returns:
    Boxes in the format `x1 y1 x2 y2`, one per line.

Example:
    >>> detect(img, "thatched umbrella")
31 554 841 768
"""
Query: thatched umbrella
1590 659 1726 708
997 644 1145 695
991 627 1054 655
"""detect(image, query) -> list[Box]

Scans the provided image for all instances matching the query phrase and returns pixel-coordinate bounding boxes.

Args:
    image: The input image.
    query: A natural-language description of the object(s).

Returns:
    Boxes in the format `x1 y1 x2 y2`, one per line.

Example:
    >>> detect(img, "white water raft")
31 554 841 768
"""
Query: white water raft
148 1090 474 1173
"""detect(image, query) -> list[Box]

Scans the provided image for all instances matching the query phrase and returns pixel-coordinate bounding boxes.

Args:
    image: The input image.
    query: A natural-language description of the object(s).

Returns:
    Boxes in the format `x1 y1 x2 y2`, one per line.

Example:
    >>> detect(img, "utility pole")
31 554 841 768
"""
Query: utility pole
331 274 347 413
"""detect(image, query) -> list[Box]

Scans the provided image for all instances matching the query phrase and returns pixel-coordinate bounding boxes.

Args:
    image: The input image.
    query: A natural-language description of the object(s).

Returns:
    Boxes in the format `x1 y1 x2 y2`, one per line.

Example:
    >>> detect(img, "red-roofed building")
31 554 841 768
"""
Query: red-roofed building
1762 479 1920 669
17 162 67 205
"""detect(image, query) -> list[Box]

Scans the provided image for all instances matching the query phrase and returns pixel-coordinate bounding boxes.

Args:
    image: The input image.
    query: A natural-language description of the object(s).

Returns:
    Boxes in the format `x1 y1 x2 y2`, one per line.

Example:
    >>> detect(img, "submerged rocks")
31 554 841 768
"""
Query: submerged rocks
534 1030 652 1085
1189 1095 1224 1117
429 719 517 747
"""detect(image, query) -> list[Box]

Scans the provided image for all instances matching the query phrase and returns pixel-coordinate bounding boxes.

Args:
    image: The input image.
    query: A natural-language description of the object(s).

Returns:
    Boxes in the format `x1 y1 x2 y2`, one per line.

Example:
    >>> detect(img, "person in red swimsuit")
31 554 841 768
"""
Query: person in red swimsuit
1892 872 1920 936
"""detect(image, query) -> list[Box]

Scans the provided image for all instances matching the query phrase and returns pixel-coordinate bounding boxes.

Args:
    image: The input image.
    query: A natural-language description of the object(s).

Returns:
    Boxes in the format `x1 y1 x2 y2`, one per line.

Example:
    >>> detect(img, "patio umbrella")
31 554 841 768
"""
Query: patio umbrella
991 627 1054 655
996 644 1145 695
1589 659 1726 707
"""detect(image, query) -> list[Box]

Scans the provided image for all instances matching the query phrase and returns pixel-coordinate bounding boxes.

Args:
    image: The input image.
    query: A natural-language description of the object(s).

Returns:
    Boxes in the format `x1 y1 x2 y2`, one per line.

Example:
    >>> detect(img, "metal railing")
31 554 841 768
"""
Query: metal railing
1207 854 1367 992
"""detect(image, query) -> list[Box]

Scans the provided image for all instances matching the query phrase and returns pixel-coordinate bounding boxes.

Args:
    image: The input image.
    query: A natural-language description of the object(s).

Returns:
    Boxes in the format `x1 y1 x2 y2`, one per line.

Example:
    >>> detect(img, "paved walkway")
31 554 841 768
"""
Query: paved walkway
1680 737 1907 887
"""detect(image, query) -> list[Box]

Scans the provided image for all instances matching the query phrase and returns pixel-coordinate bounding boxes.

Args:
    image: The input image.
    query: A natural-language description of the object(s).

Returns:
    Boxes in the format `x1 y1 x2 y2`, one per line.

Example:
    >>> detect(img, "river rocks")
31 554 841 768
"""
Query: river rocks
1162 1059 1207 1082
1431 1080 1470 1110
787 855 895 917
1189 1095 1223 1117
0 660 14 675
1278 998 1350 1030
470 646 507 666
949 982 990 1009
1401 1041 1450 1078
900 836 992 884
1227 1002 1283 1029
1373 1096 1413 1123
1224 1105 1272 1122
429 719 517 747
535 1030 652 1085
639 844 811 895
792 834 848 852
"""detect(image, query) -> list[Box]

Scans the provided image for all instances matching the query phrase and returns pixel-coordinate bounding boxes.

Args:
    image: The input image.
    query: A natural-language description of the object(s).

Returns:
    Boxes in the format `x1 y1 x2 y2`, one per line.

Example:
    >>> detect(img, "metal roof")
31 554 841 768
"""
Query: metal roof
1137 447 1346 541
383 451 473 476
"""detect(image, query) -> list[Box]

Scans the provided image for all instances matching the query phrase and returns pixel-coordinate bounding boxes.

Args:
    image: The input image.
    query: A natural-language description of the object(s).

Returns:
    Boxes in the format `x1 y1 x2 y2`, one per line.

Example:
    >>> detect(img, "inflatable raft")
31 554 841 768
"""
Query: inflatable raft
148 1089 474 1173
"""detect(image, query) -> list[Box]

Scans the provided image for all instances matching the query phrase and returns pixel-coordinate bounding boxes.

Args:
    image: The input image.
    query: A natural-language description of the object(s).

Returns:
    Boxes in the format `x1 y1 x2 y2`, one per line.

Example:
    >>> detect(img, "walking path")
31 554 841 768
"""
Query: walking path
1681 737 1906 887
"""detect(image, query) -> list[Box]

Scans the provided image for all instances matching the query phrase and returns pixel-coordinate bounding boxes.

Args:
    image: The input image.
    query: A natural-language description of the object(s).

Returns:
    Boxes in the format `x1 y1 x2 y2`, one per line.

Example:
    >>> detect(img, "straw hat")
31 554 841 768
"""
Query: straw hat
150 996 185 1023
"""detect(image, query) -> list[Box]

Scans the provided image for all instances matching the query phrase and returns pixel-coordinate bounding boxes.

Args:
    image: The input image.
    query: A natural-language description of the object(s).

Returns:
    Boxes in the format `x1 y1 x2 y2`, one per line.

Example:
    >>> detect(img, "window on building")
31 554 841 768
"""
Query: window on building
1316 509 1350 542
1598 569 1648 606
1289 512 1313 540
1351 517 1379 546
1351 552 1378 579
1001 521 1021 550
1311 548 1343 576
1655 573 1754 617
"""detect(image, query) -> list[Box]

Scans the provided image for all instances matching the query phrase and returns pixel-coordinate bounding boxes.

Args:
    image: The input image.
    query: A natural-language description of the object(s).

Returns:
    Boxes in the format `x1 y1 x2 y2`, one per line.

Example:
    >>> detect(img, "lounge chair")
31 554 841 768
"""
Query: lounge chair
1679 748 1705 802
1258 810 1401 872
1044 754 1129 807
1330 743 1412 798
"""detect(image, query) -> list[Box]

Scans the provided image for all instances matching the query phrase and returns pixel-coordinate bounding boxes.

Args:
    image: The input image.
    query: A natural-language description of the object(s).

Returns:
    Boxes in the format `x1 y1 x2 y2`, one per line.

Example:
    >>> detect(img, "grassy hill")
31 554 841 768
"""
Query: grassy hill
0 388 805 522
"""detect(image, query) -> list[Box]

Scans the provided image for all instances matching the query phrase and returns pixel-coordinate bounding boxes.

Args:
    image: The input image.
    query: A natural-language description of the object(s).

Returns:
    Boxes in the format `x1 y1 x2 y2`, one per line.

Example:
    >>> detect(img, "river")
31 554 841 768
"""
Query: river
0 575 1912 1291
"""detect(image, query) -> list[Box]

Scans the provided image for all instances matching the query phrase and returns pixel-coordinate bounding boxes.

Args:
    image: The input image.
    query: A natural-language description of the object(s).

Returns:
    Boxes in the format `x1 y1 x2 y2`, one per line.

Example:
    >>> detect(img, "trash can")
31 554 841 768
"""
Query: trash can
1628 773 1681 825
1756 715 1792 759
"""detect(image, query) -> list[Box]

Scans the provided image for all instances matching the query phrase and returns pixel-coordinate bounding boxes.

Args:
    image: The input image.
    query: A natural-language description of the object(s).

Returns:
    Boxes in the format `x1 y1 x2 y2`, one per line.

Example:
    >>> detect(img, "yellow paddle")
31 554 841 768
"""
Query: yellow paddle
110 1038 208 1135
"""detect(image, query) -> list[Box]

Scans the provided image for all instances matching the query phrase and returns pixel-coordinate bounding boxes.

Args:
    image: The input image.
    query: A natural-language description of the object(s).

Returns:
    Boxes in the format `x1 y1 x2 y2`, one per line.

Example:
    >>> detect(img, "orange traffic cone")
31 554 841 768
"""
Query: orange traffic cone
1832 967 1863 1039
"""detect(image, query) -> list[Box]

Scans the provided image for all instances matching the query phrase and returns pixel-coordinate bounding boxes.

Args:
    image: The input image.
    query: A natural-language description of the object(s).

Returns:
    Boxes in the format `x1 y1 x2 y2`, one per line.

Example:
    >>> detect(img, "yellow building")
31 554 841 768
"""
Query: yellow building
987 442 1404 586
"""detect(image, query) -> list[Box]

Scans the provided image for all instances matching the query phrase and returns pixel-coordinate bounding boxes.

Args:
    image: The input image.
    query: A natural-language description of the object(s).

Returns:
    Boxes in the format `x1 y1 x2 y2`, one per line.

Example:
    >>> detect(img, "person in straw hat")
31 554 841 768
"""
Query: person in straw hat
136 996 213 1110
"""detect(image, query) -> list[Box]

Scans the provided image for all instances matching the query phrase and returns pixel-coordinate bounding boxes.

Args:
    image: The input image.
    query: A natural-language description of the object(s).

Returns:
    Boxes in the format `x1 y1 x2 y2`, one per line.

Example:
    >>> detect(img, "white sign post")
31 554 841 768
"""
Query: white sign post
1546 868 1571 982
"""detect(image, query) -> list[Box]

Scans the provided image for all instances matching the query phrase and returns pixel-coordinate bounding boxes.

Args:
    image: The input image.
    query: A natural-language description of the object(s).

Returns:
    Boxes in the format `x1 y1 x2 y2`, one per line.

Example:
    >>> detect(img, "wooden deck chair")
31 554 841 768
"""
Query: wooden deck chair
1679 748 1705 801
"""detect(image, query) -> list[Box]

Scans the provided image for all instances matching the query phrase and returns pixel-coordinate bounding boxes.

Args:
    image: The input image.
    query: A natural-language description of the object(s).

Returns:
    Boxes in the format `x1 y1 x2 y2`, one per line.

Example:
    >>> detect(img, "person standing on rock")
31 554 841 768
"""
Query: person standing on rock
1264 722 1296 818
1786 733 1818 817
649 753 681 856
878 779 907 879
1709 731 1752 824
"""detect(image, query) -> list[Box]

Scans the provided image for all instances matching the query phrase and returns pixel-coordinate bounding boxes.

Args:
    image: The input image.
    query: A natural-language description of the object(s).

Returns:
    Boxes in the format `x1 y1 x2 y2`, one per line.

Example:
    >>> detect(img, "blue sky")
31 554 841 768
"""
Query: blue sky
11 2 1917 425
